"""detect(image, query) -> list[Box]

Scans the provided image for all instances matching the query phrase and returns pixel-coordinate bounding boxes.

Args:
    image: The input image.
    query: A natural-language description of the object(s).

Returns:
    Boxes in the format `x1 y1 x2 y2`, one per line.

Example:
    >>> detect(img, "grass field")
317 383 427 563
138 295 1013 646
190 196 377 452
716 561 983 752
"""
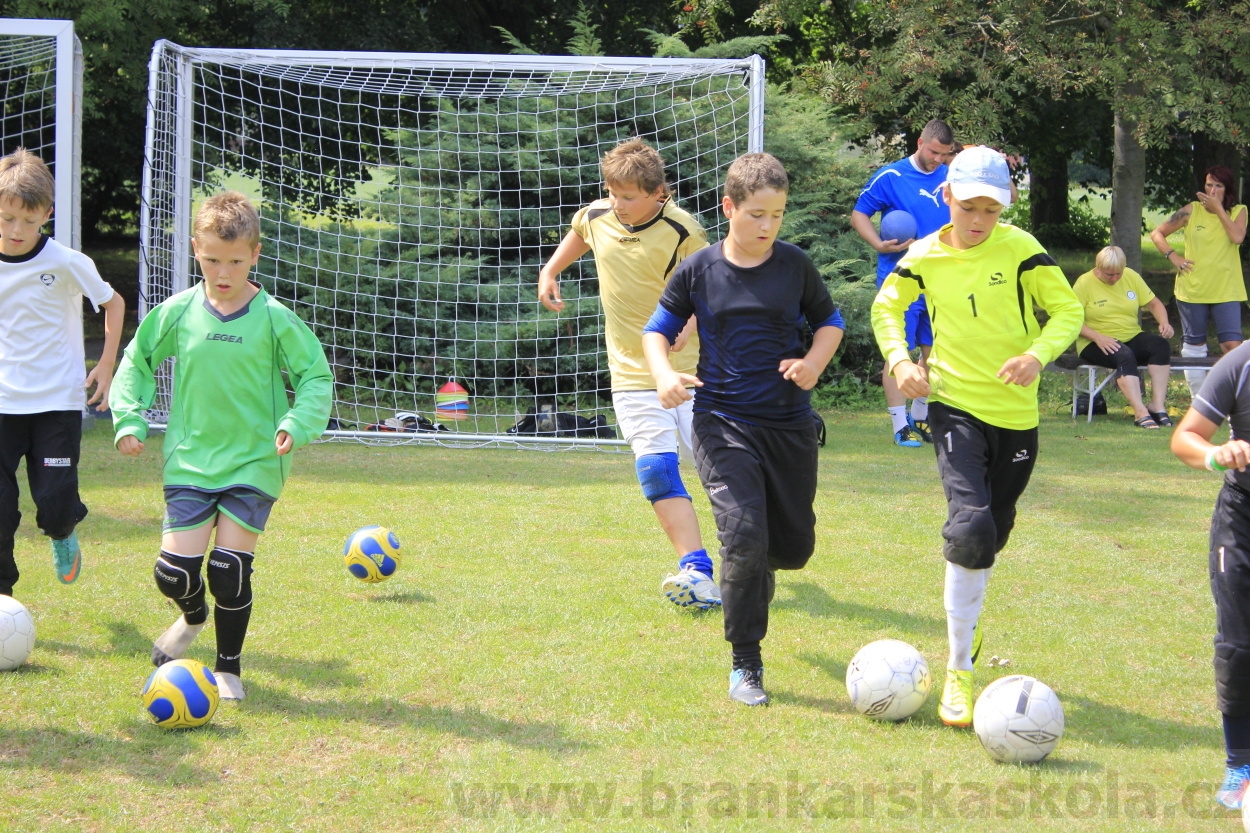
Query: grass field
0 404 1240 832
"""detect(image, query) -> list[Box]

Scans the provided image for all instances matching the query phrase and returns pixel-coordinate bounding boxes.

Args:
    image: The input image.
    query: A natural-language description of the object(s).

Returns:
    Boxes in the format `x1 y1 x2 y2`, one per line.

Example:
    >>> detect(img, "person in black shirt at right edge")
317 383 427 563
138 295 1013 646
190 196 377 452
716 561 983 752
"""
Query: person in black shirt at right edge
1174 343 1250 811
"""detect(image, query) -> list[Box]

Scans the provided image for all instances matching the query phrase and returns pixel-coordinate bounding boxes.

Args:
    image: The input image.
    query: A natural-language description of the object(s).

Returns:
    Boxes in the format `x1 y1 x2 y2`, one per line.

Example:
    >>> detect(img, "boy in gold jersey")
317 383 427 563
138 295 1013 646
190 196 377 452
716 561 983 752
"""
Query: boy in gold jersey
538 139 718 609
871 146 1082 727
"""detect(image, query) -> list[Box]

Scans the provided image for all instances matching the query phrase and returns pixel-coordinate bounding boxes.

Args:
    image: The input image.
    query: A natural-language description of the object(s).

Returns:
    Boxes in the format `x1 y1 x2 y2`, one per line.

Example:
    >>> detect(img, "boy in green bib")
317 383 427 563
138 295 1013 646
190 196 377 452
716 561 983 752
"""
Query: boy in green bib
111 192 332 700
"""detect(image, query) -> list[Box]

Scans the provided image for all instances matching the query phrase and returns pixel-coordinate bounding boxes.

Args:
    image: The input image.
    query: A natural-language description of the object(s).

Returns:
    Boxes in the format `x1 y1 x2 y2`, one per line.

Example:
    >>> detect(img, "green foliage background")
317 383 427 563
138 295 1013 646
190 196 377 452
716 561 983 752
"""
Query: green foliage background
234 64 785 414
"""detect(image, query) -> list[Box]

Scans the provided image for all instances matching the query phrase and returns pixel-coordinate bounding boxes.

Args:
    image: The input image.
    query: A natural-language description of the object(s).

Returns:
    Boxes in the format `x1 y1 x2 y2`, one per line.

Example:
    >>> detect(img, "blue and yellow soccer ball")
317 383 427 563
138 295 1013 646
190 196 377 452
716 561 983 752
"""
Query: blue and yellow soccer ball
343 525 401 583
142 659 219 729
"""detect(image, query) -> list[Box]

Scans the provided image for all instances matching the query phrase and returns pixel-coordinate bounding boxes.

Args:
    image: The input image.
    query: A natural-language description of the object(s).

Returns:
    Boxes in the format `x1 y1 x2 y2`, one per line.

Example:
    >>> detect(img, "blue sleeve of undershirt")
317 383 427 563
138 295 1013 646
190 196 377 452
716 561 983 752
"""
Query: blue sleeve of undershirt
643 305 687 344
815 309 845 331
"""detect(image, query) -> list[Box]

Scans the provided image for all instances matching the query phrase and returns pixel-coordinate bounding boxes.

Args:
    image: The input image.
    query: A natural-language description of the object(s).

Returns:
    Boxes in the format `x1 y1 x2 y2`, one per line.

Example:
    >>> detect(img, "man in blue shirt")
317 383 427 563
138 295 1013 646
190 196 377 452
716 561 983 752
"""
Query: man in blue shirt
851 119 955 447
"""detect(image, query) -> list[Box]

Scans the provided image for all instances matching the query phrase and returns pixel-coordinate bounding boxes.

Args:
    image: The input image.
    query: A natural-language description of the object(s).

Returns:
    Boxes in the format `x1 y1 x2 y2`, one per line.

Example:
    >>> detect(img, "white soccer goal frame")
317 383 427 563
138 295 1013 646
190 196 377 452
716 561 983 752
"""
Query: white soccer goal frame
0 18 82 250
141 43 764 448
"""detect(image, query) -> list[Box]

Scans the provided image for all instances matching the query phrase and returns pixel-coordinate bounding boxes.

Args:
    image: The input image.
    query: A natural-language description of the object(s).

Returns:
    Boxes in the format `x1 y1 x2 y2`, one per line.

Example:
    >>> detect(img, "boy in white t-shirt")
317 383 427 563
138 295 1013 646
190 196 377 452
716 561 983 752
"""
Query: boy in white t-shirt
0 148 124 594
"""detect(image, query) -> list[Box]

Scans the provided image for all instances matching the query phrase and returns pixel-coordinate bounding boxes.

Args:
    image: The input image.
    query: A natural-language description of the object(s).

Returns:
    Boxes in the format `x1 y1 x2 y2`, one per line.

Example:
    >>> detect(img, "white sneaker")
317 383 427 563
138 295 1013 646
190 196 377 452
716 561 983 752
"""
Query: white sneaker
215 672 246 701
151 615 206 667
661 567 722 610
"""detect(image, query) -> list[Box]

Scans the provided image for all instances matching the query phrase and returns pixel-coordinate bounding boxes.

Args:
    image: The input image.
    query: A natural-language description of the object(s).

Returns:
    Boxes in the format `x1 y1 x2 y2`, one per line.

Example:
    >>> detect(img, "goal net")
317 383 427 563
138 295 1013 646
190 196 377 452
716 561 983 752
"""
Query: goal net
141 43 763 448
0 19 82 249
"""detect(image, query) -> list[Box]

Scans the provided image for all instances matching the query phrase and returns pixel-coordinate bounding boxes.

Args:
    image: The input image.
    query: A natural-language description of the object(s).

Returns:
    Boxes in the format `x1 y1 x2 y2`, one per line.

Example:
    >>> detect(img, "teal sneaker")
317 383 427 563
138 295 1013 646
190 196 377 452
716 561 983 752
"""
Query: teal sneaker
1216 764 1250 809
51 532 81 584
729 666 768 706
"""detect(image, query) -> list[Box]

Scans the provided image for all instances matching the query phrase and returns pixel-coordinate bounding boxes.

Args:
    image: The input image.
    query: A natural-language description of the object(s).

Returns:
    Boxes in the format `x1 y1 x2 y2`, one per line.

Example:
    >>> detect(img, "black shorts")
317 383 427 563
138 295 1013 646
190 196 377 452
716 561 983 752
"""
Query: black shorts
1210 482 1250 715
929 402 1038 570
692 410 821 647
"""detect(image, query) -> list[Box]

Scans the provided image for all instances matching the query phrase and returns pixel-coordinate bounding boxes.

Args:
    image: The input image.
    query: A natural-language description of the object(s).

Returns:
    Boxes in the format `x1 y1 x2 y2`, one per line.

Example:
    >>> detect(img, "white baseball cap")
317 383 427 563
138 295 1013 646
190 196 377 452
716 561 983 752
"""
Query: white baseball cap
947 145 1012 207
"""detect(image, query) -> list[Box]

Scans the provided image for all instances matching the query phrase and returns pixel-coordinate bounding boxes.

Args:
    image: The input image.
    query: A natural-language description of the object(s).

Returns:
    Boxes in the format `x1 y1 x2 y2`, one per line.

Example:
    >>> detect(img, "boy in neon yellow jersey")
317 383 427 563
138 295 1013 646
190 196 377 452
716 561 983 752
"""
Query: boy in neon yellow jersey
871 146 1082 727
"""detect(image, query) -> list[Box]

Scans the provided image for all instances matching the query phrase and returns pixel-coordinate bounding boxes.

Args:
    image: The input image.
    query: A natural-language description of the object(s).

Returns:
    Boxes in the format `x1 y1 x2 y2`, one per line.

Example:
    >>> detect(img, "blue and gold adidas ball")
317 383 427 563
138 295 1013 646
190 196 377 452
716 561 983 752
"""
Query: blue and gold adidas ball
343 525 401 583
142 659 219 729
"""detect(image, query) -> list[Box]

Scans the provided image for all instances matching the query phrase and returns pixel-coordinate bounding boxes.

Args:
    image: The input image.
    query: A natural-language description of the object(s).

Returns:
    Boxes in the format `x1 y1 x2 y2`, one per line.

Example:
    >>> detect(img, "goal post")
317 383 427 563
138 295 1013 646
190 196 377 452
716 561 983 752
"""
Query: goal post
0 18 82 250
141 42 764 448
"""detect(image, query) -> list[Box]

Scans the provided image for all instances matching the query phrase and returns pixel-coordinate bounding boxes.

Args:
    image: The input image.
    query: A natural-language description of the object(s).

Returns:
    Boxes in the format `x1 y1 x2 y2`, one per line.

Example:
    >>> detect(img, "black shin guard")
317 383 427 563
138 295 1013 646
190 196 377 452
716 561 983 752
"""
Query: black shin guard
207 547 254 675
154 552 208 625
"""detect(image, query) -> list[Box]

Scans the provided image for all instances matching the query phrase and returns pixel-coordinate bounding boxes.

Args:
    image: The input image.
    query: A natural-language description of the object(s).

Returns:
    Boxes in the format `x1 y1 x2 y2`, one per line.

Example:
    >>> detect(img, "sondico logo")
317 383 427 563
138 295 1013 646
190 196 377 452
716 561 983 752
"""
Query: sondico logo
618 236 640 244
988 271 1007 287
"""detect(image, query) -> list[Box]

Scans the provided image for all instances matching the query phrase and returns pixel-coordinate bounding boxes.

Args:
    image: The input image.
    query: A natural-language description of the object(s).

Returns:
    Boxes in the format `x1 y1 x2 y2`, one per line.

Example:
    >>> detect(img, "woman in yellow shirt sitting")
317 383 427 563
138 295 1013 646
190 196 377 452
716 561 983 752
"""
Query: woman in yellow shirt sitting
1150 165 1247 392
1074 246 1174 429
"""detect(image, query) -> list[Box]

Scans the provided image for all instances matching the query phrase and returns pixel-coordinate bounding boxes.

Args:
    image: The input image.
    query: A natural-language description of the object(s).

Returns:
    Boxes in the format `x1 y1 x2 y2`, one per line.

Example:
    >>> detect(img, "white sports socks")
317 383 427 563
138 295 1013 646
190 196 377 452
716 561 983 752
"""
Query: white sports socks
945 562 991 671
888 405 909 433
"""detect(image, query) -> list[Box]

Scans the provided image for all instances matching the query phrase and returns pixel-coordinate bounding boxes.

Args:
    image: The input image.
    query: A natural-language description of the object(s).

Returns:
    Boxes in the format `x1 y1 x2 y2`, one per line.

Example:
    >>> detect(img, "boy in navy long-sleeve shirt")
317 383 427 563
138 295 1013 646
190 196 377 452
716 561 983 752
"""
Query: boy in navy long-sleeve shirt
643 153 844 706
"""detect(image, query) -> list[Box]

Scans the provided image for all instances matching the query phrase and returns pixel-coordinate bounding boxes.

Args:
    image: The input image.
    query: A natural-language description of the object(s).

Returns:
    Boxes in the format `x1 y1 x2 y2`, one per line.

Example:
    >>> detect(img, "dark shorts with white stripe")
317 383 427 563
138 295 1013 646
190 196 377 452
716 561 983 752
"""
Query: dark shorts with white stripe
929 402 1038 571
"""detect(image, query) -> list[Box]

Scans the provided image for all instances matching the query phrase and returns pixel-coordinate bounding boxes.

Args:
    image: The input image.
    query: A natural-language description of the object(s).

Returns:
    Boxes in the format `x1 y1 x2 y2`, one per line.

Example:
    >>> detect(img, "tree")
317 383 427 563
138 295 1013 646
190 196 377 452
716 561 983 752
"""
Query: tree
0 0 210 236
0 0 682 239
796 0 1250 270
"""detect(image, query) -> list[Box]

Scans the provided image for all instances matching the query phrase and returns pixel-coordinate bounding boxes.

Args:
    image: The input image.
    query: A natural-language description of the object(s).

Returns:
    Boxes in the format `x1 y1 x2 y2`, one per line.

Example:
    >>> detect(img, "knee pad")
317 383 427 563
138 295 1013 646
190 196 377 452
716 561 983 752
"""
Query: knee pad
718 508 770 581
1216 641 1250 716
1182 341 1209 357
943 508 998 570
207 547 254 609
636 453 691 503
154 552 204 602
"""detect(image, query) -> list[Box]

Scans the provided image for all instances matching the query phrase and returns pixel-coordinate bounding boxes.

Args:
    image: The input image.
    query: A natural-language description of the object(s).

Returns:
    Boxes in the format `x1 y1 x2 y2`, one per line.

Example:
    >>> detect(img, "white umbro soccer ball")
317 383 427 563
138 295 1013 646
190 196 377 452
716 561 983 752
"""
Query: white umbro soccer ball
973 674 1064 763
0 595 35 671
845 639 931 721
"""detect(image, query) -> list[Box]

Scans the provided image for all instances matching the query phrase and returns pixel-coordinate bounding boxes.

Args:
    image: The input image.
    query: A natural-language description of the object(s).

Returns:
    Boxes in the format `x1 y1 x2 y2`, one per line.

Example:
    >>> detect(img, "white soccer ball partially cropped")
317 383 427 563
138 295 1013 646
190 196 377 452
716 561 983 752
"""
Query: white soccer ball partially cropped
0 595 35 671
973 674 1064 763
845 639 931 721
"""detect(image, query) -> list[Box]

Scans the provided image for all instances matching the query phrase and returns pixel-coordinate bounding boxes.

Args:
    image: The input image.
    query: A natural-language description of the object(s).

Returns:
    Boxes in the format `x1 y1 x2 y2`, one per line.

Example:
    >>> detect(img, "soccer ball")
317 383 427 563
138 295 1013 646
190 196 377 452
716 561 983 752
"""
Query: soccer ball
142 659 220 729
343 525 401 583
0 595 35 671
879 209 918 243
845 639 931 721
973 674 1065 763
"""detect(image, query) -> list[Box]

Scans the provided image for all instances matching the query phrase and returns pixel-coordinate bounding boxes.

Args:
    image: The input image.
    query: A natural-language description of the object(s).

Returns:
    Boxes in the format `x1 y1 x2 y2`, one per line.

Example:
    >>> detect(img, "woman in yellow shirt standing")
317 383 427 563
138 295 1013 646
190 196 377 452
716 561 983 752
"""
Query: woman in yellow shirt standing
1150 165 1248 392
1074 246 1174 428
